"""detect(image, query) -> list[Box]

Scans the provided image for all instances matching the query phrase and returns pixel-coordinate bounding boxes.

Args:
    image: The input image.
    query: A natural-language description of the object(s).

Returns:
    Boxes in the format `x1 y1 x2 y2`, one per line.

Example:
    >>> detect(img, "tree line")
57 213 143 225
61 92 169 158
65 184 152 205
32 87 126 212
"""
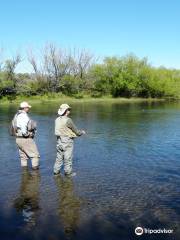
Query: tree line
0 44 180 99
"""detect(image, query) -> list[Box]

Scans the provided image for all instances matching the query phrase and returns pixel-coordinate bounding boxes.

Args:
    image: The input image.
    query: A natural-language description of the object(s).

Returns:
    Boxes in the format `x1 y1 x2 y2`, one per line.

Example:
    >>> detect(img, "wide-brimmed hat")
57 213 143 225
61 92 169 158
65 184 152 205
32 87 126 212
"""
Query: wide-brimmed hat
58 104 71 115
20 101 32 108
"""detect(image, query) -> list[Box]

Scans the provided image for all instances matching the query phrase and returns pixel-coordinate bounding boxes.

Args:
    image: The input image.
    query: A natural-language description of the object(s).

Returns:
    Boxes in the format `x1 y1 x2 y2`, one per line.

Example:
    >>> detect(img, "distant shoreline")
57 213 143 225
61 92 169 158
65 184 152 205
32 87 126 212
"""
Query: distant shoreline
0 94 167 105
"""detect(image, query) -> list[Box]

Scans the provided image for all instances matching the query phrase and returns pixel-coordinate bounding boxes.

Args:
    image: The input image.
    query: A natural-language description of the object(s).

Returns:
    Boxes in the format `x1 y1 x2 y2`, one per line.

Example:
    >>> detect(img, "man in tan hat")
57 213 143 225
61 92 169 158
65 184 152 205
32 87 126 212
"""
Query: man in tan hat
54 103 86 176
12 101 40 170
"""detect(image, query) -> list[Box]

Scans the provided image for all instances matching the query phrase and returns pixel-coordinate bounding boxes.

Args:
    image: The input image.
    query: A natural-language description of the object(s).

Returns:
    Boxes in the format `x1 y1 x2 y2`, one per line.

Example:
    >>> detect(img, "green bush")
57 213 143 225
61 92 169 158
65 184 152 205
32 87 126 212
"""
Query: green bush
73 93 84 99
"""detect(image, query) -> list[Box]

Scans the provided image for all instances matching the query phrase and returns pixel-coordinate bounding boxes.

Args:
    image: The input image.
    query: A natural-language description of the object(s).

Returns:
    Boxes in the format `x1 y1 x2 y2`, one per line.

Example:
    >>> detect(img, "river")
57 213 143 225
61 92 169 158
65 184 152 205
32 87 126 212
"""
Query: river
0 100 179 240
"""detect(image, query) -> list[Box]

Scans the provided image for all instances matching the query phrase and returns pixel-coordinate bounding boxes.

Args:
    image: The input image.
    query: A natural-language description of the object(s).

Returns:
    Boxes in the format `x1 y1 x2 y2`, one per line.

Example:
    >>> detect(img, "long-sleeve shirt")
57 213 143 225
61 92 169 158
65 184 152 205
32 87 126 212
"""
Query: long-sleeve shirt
16 111 30 136
55 116 83 138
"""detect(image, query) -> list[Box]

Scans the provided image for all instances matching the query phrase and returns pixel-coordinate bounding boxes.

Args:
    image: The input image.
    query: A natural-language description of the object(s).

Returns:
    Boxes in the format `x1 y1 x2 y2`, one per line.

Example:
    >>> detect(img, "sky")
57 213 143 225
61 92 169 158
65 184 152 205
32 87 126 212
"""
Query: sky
0 0 180 72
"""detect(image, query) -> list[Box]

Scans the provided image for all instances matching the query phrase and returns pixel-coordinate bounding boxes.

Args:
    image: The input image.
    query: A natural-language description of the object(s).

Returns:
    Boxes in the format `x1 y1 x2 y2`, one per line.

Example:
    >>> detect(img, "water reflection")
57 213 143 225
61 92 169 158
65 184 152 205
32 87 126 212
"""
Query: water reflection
14 168 40 230
54 176 81 239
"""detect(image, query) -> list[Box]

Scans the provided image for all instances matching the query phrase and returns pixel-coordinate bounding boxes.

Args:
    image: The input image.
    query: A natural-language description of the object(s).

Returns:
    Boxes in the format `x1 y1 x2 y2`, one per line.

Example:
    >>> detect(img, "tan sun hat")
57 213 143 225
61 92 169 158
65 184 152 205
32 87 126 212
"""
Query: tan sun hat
58 103 71 115
20 101 32 108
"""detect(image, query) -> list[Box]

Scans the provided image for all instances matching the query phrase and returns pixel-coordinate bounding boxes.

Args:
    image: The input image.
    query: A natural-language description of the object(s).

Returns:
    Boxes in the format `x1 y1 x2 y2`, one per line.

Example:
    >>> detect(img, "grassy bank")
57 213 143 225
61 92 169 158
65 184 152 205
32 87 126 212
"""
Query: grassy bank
0 93 166 106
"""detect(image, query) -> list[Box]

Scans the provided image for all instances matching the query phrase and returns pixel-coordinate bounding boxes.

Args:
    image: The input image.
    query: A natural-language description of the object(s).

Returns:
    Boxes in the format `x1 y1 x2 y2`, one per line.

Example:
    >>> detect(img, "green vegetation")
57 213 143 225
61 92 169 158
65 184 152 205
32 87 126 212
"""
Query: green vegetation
0 93 166 105
1 44 180 102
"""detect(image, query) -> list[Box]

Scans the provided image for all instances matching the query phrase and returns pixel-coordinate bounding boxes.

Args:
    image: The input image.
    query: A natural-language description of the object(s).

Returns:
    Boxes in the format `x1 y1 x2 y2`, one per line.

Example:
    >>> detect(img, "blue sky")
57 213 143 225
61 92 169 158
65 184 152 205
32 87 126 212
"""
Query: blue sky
0 0 180 72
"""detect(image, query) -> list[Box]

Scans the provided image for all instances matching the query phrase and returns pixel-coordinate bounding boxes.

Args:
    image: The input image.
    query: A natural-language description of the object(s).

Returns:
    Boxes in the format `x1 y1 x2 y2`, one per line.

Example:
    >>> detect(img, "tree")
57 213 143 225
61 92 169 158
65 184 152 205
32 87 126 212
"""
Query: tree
43 43 71 92
27 48 49 95
0 47 4 71
4 53 21 89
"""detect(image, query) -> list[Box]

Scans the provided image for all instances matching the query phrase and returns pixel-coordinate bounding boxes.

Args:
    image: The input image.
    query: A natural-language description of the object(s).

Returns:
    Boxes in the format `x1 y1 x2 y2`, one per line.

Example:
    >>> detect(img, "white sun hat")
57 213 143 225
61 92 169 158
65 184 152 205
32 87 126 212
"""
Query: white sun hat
20 101 32 108
58 103 71 116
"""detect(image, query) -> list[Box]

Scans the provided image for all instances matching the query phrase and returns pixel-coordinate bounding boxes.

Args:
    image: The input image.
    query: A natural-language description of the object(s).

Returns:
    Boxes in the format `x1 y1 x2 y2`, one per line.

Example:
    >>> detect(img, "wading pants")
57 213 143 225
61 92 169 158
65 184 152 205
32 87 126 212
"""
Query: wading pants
54 136 74 174
16 138 40 167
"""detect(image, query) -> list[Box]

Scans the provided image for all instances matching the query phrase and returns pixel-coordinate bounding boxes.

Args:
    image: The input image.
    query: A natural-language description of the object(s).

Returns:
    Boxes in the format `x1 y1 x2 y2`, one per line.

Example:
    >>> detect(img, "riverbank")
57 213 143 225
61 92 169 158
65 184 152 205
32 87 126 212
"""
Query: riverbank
0 93 167 105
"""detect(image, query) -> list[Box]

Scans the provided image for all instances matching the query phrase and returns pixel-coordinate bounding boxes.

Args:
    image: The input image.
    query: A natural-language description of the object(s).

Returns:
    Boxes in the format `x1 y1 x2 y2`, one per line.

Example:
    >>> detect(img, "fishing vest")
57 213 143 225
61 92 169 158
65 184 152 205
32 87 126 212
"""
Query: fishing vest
55 116 77 138
10 112 21 136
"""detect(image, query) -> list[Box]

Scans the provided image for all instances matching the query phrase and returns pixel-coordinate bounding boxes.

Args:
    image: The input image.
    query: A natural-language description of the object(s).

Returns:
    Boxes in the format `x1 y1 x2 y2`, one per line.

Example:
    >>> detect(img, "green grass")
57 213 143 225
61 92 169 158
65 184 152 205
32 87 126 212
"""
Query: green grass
0 93 166 105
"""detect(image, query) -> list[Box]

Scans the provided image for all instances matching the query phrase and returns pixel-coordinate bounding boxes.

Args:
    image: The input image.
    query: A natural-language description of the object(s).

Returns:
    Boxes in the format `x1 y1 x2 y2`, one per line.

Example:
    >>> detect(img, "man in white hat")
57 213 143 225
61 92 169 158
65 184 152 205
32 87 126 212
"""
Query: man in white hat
12 101 40 170
54 103 86 176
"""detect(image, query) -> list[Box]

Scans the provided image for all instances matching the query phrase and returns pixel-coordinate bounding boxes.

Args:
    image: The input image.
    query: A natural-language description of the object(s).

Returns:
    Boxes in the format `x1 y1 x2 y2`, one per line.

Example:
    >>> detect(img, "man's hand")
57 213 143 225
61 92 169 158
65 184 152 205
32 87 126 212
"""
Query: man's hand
82 130 86 135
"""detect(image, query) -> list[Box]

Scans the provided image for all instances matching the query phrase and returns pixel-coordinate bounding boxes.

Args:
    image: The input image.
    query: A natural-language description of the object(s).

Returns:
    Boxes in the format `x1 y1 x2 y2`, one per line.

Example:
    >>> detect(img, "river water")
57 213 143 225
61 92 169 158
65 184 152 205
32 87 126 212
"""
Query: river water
0 100 180 240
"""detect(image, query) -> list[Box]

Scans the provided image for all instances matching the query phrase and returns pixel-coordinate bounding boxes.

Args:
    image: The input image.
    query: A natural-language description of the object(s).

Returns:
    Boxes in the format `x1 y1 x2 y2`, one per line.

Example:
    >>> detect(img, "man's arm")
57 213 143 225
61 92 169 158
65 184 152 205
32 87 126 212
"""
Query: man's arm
67 118 84 136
